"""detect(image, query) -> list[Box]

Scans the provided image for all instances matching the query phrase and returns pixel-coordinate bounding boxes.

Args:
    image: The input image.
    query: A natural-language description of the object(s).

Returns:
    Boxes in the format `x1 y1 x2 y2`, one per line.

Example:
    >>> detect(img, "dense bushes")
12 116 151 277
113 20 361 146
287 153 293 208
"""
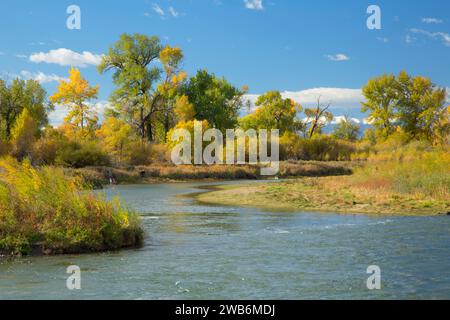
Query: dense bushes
55 140 110 168
0 157 143 256
280 133 356 161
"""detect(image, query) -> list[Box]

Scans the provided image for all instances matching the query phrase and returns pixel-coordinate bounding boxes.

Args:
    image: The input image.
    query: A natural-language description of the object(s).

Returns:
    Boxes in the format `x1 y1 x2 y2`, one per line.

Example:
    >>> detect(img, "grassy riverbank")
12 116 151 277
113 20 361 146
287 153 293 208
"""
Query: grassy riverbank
0 158 143 256
197 149 450 216
68 160 357 188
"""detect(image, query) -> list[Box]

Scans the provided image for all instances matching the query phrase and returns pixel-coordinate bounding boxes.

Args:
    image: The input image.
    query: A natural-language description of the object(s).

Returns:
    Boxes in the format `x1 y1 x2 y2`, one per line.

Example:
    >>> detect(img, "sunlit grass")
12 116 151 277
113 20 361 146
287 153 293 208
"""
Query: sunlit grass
0 157 143 256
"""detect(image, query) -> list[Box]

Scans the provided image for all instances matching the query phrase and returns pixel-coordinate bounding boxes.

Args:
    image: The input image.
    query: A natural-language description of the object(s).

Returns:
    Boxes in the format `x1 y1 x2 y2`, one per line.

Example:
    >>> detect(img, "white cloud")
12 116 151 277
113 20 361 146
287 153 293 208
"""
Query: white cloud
30 48 103 67
244 0 263 10
325 54 350 61
331 116 361 125
15 54 27 59
422 17 443 24
410 28 450 47
244 88 364 111
168 7 179 17
405 34 416 44
377 37 389 43
152 3 165 17
19 71 66 84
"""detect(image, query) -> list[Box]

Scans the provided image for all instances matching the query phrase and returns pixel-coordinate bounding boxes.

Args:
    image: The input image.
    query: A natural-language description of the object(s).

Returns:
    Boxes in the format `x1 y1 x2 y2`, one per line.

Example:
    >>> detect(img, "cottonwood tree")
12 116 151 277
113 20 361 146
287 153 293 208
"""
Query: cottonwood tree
99 34 185 142
239 91 302 134
332 115 361 142
361 74 398 139
362 71 448 143
182 70 247 132
304 97 333 138
50 68 99 139
0 79 50 139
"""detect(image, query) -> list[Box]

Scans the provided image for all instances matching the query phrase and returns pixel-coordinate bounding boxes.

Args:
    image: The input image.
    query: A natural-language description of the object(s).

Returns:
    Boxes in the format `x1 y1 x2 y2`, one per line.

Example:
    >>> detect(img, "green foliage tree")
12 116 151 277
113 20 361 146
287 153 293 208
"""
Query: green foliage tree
239 91 302 134
0 78 51 139
182 70 247 132
395 71 447 142
362 71 447 143
361 74 398 139
332 116 361 142
98 34 164 141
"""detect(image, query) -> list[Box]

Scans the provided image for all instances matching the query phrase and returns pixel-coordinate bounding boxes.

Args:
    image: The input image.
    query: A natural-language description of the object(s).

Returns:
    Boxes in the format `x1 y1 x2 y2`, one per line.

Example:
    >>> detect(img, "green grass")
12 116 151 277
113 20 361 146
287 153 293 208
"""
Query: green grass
0 157 143 256
197 147 450 216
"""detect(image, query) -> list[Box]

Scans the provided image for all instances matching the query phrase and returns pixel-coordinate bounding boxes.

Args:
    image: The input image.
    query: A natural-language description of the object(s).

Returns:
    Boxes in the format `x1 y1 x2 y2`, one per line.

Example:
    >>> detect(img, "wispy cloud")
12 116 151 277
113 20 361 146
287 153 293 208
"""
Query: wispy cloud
377 37 389 43
410 28 450 47
325 53 350 61
168 7 179 18
152 3 165 17
29 48 103 67
245 88 364 111
422 17 443 24
19 70 66 84
244 0 263 11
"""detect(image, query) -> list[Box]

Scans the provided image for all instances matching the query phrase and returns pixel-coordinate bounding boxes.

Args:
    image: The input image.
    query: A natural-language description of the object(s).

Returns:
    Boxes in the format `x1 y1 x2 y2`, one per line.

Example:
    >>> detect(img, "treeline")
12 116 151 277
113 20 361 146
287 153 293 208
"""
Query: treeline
1 33 449 168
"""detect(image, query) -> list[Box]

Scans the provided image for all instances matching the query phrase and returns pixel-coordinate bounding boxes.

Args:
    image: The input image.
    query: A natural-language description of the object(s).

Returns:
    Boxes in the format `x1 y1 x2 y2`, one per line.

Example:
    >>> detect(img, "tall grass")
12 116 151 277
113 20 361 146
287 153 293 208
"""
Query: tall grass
0 157 143 256
351 142 450 200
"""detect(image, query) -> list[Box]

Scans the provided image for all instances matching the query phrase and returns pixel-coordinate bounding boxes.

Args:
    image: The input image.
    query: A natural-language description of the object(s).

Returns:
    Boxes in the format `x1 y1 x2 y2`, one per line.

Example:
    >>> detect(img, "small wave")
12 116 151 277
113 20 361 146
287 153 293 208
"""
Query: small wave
265 227 290 234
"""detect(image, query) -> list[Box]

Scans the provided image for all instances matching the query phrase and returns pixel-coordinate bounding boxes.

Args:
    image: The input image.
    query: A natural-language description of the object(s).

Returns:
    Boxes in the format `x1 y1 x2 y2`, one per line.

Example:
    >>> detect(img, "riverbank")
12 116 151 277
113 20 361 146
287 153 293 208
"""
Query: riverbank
67 160 359 188
196 178 450 216
0 158 143 257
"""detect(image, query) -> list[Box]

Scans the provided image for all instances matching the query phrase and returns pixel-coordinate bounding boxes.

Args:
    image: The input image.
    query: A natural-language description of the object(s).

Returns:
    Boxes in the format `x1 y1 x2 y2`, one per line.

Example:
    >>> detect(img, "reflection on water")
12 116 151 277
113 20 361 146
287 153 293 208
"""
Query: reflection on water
1 181 449 299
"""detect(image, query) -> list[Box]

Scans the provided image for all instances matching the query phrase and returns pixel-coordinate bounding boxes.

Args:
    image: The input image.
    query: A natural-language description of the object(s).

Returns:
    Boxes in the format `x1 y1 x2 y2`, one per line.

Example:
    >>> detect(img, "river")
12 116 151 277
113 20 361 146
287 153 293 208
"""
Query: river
1 181 449 299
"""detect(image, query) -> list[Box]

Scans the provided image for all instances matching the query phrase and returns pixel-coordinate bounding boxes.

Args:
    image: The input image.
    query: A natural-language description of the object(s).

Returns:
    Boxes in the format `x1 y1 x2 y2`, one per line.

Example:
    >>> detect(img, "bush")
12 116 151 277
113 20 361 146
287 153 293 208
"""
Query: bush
280 133 356 161
0 157 143 256
56 140 110 168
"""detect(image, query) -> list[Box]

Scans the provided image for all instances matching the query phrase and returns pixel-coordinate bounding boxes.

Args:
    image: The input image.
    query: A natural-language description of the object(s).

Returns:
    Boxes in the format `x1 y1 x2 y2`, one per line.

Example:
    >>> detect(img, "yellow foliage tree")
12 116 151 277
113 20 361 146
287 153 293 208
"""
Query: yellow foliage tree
50 68 99 139
174 95 195 122
96 117 138 163
11 108 38 160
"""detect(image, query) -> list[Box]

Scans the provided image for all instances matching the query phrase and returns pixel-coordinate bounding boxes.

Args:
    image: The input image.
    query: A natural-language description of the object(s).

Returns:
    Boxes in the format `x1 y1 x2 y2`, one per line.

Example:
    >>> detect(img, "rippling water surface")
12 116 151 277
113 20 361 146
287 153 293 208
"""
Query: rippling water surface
1 181 449 299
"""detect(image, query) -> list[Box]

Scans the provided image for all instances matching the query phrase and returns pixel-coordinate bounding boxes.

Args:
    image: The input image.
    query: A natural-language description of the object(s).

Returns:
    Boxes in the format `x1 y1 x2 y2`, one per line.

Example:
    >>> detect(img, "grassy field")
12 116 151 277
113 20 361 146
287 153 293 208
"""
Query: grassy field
197 149 450 216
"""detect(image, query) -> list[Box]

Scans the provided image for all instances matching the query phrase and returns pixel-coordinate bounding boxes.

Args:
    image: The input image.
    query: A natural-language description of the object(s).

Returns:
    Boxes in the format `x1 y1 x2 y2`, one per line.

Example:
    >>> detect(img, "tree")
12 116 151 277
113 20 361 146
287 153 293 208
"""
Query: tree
239 91 302 134
182 70 247 132
332 116 361 142
98 34 164 141
0 78 50 139
155 46 187 141
362 71 448 143
396 71 447 141
50 68 99 139
96 117 138 163
304 97 333 138
361 74 398 139
11 108 39 160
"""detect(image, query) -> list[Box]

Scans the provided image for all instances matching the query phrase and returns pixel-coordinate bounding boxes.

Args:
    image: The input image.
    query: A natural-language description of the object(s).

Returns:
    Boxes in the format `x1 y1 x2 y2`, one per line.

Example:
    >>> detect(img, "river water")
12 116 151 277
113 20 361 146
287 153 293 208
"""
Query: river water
1 181 449 299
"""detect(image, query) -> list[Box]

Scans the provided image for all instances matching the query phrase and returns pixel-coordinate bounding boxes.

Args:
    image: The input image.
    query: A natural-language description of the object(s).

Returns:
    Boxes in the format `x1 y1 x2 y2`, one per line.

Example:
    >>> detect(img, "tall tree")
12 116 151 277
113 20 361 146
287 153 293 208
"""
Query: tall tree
239 91 302 134
361 74 399 139
396 71 447 141
0 78 50 139
50 68 99 139
304 97 333 138
332 115 361 142
98 33 163 141
182 70 247 132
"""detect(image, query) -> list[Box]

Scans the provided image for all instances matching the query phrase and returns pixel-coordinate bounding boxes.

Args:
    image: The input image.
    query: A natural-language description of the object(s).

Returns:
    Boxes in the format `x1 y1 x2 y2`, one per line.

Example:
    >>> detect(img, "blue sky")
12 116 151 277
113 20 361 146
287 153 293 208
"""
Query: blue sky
0 0 449 124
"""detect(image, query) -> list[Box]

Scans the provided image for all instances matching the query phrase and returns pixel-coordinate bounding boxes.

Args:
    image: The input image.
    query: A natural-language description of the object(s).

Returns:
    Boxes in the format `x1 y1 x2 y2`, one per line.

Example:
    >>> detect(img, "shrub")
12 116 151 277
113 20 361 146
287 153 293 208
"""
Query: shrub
280 133 356 161
56 140 110 168
0 157 143 256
